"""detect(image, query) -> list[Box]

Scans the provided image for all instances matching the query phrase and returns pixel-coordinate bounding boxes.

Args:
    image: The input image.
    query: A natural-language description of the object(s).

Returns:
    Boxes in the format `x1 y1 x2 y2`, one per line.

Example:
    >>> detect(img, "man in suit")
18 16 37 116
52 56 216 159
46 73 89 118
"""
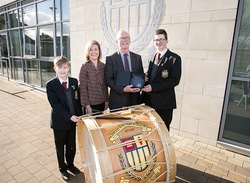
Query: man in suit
141 29 182 131
46 56 82 181
105 29 144 110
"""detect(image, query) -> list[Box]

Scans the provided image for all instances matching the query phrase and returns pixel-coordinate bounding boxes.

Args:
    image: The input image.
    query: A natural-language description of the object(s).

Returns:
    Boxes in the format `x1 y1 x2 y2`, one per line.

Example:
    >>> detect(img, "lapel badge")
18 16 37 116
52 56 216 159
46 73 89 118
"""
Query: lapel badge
161 70 169 78
75 91 78 99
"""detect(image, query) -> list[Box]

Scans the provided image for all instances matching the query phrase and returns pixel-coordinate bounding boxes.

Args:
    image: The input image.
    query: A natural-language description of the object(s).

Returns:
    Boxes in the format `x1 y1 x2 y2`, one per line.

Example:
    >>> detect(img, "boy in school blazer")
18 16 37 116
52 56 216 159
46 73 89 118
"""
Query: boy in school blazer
46 56 82 181
141 29 182 131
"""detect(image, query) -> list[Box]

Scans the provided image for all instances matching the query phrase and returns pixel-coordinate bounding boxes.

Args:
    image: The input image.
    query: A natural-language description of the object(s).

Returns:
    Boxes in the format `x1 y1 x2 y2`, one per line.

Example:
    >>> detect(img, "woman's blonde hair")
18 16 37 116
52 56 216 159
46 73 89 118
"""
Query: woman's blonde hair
85 40 102 61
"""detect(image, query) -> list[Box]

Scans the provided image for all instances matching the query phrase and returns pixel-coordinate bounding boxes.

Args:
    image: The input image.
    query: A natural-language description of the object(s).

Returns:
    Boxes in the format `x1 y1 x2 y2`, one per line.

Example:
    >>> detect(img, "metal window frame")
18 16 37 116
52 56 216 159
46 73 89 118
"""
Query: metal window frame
218 0 250 151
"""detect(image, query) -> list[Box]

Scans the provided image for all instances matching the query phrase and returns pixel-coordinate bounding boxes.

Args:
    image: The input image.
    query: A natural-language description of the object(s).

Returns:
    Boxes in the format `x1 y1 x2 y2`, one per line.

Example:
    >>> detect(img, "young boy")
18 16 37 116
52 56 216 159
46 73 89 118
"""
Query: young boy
46 56 82 181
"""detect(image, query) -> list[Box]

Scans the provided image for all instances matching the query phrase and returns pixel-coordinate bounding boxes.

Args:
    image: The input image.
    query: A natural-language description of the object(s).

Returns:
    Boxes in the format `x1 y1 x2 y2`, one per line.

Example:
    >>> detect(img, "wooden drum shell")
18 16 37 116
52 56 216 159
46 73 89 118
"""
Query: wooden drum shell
77 105 176 183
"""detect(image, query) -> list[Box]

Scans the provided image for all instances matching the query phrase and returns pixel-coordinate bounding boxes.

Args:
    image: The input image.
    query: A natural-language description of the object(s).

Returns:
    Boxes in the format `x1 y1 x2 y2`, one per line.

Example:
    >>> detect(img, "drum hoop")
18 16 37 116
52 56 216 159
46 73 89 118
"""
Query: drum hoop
80 104 154 121
147 111 173 182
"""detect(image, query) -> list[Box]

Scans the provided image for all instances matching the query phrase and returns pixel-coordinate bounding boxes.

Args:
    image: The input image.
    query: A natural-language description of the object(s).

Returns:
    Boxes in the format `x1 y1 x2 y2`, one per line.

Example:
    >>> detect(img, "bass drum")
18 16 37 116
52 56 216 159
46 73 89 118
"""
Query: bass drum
77 104 176 183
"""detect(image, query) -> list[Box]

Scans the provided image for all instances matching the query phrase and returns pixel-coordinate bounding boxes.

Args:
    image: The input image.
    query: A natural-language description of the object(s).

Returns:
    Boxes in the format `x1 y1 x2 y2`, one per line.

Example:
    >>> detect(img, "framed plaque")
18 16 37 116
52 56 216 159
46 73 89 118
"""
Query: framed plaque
130 73 144 88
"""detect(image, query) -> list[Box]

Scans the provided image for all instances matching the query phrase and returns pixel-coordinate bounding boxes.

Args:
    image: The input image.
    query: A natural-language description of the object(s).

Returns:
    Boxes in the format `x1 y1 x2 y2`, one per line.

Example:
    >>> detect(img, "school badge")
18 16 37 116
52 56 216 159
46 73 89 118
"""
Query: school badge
161 70 169 78
74 91 78 99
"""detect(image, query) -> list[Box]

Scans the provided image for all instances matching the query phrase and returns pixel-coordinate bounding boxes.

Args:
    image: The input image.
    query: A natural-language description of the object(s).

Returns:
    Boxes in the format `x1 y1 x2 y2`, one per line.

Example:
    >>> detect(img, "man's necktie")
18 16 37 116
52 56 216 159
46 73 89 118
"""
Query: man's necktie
62 81 67 89
124 53 130 71
157 52 161 63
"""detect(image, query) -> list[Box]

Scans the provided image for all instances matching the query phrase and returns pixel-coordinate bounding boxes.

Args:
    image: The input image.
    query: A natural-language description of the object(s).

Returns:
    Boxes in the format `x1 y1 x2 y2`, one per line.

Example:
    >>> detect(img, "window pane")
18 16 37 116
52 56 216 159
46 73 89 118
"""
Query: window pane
55 0 61 21
0 13 6 30
10 29 21 56
0 58 9 77
27 59 40 85
37 0 53 25
62 22 70 59
233 0 250 78
39 26 54 57
223 80 250 145
0 34 8 57
24 28 36 56
56 23 61 56
40 60 55 87
62 0 69 20
22 4 36 26
8 9 19 28
13 58 24 81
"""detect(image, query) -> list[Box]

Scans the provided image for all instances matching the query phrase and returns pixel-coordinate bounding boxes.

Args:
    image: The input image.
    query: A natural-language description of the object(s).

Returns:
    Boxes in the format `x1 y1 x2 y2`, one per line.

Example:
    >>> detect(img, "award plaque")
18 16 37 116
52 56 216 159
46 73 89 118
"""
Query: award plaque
130 73 144 88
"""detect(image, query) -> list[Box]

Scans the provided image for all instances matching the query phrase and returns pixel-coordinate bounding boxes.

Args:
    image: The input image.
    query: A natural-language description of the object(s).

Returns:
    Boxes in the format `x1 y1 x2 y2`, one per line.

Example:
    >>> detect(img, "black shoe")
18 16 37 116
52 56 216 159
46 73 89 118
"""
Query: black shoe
68 166 80 174
61 171 70 181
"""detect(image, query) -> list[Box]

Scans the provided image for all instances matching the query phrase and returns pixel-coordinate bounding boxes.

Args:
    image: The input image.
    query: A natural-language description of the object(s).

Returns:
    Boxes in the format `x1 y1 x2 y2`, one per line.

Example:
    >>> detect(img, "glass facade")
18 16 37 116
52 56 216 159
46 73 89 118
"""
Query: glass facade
22 4 36 27
0 12 6 30
26 58 40 85
9 9 19 28
37 0 53 24
10 29 22 56
13 58 24 81
0 0 70 87
39 26 54 57
40 60 54 87
24 28 36 56
0 33 8 57
220 0 250 148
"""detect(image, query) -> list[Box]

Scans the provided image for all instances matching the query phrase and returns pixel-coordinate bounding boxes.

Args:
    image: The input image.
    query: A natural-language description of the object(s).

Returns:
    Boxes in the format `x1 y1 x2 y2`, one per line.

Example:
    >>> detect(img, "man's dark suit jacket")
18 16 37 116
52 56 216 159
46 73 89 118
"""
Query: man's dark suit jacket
142 49 181 110
46 77 82 130
105 51 144 110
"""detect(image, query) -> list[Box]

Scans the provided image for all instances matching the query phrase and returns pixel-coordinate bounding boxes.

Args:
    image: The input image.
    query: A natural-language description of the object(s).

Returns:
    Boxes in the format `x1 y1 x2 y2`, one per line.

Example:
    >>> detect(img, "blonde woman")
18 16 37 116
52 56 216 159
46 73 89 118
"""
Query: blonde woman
79 40 108 114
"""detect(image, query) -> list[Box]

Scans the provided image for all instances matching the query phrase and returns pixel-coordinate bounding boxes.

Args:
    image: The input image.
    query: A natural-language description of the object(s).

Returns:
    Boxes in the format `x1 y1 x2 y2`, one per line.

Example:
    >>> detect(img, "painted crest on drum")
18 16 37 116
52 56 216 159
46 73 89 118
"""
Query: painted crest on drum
109 122 162 182
120 133 151 171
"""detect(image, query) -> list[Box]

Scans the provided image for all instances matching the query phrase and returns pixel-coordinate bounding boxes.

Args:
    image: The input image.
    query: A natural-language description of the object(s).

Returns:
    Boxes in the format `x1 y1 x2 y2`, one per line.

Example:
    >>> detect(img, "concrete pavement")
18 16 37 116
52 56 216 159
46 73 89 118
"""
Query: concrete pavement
0 77 250 183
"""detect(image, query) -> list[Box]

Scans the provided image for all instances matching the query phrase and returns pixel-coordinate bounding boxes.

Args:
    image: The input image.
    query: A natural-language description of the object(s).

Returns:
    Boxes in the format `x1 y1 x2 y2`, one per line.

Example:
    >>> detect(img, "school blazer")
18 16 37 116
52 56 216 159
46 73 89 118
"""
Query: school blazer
144 49 181 110
46 77 82 130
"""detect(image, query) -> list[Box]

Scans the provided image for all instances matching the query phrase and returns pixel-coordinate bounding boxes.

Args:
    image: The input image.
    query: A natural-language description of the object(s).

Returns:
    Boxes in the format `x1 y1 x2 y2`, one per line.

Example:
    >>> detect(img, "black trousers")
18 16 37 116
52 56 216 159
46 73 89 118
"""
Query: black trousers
143 93 173 131
155 109 173 131
53 124 76 173
91 102 105 112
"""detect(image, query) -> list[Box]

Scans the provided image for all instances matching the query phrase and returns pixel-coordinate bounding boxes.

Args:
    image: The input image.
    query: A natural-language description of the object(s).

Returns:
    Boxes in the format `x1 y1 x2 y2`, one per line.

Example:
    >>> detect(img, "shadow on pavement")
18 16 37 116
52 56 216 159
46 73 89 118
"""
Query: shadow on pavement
175 164 234 183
